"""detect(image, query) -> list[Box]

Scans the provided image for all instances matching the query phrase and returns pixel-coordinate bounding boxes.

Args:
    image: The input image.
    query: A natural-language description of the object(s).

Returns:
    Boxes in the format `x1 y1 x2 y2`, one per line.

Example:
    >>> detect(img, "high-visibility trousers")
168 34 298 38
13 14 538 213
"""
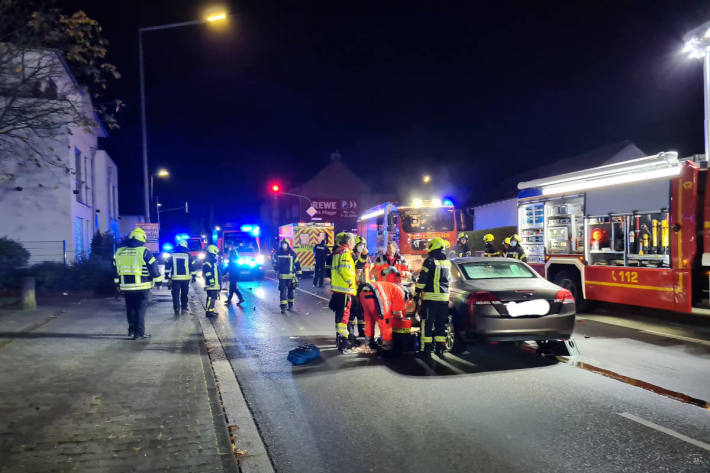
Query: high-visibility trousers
359 291 393 343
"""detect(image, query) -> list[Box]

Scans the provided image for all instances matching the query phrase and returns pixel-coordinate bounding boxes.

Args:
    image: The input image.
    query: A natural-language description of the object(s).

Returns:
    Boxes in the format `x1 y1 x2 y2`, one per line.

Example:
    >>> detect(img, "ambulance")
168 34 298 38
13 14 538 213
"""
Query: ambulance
278 222 334 273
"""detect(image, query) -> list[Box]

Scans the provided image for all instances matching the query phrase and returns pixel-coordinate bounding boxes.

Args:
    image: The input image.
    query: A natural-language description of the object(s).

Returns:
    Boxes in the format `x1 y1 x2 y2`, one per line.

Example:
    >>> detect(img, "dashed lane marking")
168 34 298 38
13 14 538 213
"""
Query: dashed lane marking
618 412 710 452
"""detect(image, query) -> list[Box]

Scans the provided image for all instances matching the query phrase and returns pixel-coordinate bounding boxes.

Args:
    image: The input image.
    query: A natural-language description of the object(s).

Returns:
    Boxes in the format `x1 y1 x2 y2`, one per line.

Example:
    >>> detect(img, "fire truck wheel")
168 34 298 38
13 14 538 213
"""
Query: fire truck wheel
552 270 593 312
445 315 466 354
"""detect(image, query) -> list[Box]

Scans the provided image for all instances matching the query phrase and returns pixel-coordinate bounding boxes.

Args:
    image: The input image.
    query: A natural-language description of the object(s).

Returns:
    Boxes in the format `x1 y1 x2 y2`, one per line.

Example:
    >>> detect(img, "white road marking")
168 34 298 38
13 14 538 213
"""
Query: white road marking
618 412 710 452
578 316 710 347
265 276 331 302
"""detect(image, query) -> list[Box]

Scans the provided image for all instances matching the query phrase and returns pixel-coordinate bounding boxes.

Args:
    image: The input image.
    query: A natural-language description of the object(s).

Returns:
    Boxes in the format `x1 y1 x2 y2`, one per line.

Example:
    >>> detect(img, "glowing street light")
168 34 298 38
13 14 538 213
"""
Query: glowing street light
682 20 710 161
422 174 431 184
139 10 231 221
156 168 170 178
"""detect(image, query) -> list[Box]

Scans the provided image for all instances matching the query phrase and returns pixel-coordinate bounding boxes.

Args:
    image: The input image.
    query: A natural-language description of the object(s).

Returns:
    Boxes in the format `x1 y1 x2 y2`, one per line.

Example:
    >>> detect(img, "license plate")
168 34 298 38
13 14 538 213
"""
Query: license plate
506 299 550 317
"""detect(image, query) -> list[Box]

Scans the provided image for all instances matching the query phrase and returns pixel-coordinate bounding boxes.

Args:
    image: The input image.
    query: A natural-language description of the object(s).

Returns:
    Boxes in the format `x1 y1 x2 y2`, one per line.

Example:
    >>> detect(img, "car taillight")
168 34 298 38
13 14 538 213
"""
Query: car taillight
554 289 575 304
467 291 500 318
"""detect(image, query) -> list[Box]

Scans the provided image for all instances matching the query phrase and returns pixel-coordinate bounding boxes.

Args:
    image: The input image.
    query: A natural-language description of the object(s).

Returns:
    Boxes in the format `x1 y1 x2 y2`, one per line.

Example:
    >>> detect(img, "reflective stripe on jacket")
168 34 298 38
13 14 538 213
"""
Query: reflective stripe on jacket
114 246 158 291
331 246 356 295
416 252 451 302
203 259 221 290
167 252 193 280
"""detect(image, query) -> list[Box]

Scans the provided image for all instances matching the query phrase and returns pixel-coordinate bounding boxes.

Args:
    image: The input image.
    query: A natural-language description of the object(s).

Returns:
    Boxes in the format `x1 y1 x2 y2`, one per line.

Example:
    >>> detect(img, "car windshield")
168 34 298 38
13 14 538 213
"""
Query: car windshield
459 261 536 279
187 238 202 251
224 233 258 252
400 208 455 233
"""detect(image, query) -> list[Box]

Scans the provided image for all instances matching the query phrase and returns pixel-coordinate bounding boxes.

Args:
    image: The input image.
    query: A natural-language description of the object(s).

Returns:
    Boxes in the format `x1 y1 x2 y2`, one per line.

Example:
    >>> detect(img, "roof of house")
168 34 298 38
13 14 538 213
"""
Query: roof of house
470 140 646 206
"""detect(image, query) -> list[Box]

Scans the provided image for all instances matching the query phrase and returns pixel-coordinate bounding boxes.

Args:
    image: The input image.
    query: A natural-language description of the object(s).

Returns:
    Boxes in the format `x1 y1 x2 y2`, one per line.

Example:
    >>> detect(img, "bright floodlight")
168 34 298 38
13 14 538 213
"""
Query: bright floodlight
422 175 431 183
156 169 170 177
206 12 227 22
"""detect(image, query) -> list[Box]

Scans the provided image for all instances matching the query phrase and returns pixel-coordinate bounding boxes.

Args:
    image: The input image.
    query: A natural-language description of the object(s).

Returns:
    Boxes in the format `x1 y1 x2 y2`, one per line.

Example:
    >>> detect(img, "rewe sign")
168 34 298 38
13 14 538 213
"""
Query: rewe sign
309 198 359 219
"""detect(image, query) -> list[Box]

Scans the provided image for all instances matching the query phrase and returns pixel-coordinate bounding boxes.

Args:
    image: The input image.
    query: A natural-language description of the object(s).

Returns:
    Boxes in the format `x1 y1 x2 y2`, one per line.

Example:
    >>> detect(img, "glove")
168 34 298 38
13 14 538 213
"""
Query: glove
191 274 196 283
292 278 299 288
167 280 172 290
156 281 162 289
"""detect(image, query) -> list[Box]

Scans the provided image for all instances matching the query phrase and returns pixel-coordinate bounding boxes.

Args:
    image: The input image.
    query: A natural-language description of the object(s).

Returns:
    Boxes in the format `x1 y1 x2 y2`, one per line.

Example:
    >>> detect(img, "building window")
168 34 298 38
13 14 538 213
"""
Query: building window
74 149 83 203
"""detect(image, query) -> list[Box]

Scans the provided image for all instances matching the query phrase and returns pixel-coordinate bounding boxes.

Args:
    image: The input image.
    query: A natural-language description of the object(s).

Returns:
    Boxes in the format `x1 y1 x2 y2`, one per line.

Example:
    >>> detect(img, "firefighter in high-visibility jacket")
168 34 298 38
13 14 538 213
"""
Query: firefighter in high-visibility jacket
202 244 222 318
113 227 162 339
415 237 451 357
349 236 371 339
508 234 527 262
483 233 501 257
329 232 357 352
273 239 302 314
313 236 329 288
372 241 411 283
165 239 196 315
359 280 409 351
451 232 471 258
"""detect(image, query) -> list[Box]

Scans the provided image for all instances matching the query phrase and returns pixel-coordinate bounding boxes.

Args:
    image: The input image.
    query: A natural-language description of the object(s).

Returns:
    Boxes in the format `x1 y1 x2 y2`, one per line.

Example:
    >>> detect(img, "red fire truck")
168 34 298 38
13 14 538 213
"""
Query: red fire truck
516 151 709 313
357 199 458 272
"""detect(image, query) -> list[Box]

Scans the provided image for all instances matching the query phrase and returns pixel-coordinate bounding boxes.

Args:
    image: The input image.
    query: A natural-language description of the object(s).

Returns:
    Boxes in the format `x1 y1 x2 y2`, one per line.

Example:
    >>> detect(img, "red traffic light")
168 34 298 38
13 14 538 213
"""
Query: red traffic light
271 184 280 193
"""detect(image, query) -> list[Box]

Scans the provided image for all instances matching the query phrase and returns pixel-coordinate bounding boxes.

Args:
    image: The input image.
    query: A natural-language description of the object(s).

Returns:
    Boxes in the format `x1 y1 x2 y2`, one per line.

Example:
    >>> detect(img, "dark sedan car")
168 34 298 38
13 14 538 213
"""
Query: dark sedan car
446 257 576 353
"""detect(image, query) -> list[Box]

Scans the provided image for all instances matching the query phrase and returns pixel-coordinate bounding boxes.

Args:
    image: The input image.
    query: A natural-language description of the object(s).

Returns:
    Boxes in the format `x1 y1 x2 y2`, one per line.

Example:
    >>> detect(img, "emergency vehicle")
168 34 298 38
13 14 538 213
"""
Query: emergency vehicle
278 222 334 273
516 151 710 313
357 199 458 272
217 224 265 279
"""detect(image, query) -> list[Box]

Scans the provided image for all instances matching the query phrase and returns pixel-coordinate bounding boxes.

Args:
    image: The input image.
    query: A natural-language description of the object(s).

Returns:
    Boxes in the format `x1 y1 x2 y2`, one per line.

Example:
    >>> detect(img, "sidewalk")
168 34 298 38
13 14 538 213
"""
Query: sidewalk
0 291 237 473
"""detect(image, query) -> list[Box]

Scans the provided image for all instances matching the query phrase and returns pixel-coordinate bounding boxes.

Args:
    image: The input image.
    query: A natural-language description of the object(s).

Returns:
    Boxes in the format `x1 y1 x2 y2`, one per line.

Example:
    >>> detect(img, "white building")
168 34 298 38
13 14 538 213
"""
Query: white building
0 50 119 264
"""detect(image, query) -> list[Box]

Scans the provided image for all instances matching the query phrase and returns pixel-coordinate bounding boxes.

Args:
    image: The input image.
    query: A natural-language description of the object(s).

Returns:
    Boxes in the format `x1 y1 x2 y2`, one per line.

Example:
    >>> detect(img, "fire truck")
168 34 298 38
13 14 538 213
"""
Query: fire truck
278 222 334 273
357 199 458 272
516 151 710 313
217 224 265 279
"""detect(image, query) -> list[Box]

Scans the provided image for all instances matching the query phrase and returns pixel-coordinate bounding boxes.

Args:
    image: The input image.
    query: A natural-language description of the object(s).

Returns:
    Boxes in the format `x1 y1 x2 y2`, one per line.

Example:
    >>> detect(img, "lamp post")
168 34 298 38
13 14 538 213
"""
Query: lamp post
139 11 228 221
682 20 710 162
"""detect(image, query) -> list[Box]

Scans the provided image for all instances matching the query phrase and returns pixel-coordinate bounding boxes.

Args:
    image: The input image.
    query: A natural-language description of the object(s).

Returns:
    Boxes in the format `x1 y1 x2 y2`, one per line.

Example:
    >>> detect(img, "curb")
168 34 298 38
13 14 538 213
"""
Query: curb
194 288 275 473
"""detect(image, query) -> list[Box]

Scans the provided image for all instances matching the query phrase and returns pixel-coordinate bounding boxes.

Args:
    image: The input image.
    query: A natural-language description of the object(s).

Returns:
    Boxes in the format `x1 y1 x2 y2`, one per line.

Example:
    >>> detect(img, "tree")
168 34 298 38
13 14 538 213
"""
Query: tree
0 0 121 180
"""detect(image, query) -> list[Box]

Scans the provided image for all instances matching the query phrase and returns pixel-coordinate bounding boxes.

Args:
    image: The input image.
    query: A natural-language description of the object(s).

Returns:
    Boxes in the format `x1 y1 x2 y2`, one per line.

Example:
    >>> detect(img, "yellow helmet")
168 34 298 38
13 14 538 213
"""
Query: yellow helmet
355 236 367 246
129 227 146 242
206 244 219 255
457 232 467 240
336 232 354 246
428 237 445 251
483 233 494 243
511 234 521 242
504 237 511 245
443 239 451 249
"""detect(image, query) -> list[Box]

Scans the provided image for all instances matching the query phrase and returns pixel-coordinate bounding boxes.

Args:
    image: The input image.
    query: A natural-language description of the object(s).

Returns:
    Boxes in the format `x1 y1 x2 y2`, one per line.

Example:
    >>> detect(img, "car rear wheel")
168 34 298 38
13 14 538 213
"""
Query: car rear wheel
445 315 466 355
552 270 593 312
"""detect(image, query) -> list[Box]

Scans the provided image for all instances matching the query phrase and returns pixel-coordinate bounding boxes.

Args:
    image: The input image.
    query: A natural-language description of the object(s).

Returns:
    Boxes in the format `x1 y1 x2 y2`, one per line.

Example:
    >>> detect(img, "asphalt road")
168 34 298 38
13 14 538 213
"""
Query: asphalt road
204 276 710 473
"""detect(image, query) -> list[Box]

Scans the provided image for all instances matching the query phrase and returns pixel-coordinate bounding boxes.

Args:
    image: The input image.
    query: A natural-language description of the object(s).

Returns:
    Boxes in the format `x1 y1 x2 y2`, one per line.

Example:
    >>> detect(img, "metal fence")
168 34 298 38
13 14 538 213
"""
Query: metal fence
23 241 75 266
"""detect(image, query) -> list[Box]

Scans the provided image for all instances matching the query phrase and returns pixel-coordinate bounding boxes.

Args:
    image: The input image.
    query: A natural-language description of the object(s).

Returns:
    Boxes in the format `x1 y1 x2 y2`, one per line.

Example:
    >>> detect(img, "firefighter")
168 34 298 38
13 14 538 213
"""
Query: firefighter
451 232 471 258
329 232 356 352
202 244 221 318
113 227 162 339
350 236 371 340
313 235 329 288
509 234 527 262
165 239 195 315
483 233 501 257
415 237 451 358
372 241 410 283
274 239 302 314
502 237 512 257
359 280 409 352
225 245 245 306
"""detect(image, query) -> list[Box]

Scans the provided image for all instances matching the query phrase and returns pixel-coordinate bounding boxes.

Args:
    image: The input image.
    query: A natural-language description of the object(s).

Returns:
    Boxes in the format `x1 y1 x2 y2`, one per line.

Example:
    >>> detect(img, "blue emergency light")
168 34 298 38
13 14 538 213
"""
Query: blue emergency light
162 243 174 252
240 224 261 237
442 198 454 207
175 233 190 242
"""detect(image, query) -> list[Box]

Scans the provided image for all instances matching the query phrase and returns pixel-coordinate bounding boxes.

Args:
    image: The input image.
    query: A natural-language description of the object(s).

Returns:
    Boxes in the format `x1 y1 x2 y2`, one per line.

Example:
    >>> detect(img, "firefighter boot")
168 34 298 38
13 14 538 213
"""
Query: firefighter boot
435 343 446 358
367 337 378 350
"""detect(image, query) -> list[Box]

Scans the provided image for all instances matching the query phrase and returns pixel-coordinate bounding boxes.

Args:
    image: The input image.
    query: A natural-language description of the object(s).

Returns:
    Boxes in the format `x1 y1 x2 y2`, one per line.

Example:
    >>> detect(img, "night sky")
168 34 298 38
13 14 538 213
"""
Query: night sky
57 0 710 234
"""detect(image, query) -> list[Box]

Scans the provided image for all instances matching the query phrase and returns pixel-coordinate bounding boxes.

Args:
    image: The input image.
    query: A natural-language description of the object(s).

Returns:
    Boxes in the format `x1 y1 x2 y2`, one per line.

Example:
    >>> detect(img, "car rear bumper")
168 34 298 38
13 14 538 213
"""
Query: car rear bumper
461 311 576 342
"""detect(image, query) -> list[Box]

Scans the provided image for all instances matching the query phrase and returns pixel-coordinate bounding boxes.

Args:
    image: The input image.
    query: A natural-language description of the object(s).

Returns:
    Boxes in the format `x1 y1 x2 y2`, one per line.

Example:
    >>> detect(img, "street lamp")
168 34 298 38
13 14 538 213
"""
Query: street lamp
139 10 228 221
682 20 710 162
423 174 431 184
150 168 170 221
